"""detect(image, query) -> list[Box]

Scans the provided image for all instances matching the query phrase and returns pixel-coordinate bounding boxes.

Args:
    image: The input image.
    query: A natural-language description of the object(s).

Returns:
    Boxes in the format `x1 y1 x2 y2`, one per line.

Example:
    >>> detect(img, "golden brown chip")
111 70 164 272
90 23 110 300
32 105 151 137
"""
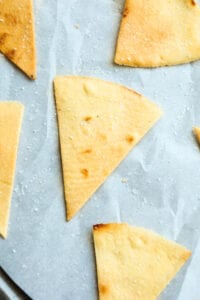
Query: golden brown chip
93 223 191 300
0 0 36 79
54 76 162 220
193 126 200 145
115 0 200 67
0 102 24 238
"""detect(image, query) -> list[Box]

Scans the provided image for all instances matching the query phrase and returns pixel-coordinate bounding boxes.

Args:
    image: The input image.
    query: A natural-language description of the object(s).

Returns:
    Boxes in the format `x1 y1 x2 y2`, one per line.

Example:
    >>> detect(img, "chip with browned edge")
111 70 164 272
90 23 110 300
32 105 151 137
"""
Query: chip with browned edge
0 0 36 79
93 223 191 300
0 102 24 238
54 76 162 220
193 127 200 145
115 0 200 67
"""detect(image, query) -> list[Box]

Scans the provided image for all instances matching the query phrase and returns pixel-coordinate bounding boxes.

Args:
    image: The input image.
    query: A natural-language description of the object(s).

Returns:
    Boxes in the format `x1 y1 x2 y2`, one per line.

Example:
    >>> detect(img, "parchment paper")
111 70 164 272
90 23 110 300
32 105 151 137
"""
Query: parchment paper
0 0 200 299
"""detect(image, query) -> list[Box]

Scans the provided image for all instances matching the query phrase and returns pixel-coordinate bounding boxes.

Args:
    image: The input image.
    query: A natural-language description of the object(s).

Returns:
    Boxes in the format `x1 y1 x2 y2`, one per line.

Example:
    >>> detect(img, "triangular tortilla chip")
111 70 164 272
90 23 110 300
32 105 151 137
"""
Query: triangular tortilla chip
193 127 200 145
54 76 162 220
0 0 36 79
115 0 200 67
0 102 24 238
93 223 191 300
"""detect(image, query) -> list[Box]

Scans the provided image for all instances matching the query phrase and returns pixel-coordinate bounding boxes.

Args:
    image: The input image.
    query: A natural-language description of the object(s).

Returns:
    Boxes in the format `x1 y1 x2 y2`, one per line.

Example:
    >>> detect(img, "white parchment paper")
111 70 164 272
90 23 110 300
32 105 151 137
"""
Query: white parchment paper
0 0 200 299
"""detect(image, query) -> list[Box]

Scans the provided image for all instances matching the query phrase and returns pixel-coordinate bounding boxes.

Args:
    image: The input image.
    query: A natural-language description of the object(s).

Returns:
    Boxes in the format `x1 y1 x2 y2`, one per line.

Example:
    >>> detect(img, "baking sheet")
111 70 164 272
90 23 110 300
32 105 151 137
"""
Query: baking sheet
1 0 200 299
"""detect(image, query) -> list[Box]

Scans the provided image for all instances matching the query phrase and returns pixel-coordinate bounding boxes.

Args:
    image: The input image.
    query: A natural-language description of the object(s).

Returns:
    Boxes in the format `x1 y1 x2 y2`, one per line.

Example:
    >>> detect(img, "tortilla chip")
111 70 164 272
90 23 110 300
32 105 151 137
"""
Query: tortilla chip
0 102 24 238
193 127 200 145
54 76 162 220
0 0 36 79
115 0 200 67
93 223 191 300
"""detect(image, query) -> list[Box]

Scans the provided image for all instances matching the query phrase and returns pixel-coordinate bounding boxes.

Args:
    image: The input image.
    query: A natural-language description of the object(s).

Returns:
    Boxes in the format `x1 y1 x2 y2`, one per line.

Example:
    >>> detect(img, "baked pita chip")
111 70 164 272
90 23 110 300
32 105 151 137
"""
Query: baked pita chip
93 223 191 300
0 102 24 238
0 0 36 79
115 0 200 67
193 127 200 145
54 76 162 220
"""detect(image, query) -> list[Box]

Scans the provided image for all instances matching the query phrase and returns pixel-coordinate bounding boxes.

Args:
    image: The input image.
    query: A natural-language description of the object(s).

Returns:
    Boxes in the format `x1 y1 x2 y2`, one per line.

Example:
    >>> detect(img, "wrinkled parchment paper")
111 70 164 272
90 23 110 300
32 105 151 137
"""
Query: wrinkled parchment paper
0 0 200 299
